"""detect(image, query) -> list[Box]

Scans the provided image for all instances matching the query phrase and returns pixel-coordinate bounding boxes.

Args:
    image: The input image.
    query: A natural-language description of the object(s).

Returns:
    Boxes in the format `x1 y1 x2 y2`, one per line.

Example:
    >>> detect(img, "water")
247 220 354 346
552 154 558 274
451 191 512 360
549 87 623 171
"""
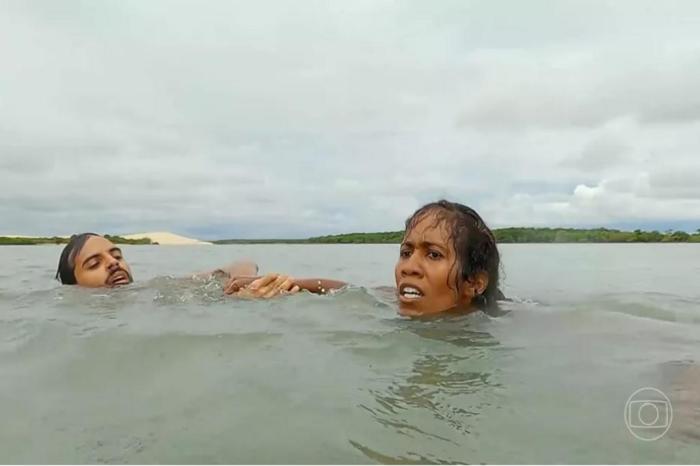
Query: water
1 244 699 463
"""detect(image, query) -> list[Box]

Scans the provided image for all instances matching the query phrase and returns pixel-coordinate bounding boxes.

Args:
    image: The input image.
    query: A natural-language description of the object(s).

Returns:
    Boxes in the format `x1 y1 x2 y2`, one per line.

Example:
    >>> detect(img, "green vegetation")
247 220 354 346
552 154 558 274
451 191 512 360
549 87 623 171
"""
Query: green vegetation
103 235 153 245
216 227 700 244
308 231 404 244
213 232 404 244
493 227 698 243
0 235 153 246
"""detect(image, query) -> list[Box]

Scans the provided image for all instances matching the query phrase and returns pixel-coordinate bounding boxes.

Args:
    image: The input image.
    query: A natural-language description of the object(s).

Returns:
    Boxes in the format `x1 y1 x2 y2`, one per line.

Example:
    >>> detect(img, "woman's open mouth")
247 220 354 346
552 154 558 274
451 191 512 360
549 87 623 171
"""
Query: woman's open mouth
398 283 424 303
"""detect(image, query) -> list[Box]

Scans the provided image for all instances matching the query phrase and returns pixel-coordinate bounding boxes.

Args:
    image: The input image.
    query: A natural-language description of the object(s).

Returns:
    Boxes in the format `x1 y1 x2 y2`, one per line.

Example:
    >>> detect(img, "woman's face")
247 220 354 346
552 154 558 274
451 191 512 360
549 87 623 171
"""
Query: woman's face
394 213 474 316
73 236 133 287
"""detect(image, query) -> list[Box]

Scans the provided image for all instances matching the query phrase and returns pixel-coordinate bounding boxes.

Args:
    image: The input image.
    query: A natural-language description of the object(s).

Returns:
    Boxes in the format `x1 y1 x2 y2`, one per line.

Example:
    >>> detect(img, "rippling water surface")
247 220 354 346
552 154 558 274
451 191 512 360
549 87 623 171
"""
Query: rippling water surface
1 244 699 463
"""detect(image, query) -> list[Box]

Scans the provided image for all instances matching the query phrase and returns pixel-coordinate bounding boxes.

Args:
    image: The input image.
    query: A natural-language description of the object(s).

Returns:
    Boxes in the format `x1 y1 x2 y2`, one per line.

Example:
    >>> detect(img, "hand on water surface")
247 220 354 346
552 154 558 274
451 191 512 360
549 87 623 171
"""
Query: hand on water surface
223 275 257 293
225 273 300 298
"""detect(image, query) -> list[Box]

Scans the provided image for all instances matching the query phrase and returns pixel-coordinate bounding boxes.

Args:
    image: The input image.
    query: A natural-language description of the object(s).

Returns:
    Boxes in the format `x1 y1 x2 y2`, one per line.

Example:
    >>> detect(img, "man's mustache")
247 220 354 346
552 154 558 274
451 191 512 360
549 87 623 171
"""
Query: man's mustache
106 267 133 285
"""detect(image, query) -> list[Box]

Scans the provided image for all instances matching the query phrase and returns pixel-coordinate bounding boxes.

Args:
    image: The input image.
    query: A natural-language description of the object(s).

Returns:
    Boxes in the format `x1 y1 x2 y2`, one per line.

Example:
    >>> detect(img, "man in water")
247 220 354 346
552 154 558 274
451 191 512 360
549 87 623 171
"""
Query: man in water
55 232 257 288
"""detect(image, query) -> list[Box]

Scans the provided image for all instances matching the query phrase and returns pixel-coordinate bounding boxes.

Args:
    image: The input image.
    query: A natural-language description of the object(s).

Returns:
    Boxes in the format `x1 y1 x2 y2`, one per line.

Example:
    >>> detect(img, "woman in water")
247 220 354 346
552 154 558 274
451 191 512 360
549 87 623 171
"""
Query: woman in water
225 200 503 316
55 233 258 288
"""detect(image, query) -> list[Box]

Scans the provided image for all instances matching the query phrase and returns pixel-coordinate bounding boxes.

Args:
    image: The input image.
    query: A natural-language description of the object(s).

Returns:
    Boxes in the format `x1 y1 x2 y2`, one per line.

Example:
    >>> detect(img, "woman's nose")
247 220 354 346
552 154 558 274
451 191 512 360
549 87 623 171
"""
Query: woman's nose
400 255 422 277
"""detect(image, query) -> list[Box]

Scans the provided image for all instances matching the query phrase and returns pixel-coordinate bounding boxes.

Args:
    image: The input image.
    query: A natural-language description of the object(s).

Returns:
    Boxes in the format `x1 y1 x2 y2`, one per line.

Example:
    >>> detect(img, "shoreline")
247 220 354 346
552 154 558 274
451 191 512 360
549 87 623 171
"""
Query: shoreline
0 232 211 246
3 227 699 245
4 238 699 245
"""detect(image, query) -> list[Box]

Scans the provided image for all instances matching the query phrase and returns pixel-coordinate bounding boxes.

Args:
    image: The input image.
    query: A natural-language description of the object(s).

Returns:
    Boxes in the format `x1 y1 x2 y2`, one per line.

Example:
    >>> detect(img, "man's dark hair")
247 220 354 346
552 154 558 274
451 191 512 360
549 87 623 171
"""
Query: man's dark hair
55 233 99 285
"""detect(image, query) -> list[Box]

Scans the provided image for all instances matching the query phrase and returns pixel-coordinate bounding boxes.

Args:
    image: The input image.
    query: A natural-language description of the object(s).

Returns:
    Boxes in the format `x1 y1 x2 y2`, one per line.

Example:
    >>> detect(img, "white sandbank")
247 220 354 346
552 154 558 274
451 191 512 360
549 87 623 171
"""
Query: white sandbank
123 232 213 245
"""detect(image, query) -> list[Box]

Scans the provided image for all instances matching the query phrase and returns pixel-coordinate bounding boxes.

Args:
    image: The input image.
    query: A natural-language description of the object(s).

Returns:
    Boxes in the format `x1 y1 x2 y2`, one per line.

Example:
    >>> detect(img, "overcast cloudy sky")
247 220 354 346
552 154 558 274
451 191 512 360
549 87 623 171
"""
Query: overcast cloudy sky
2 0 700 238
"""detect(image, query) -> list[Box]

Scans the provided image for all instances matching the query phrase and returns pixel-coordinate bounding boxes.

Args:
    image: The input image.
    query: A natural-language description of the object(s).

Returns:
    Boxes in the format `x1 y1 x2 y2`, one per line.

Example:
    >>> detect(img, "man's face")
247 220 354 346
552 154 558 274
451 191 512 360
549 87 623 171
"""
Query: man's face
73 236 133 287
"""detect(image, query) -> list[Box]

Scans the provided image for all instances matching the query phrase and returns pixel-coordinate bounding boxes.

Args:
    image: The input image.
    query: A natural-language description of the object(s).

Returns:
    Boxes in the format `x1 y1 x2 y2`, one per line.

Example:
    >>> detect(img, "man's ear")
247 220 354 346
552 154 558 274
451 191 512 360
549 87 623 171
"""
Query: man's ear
462 271 489 300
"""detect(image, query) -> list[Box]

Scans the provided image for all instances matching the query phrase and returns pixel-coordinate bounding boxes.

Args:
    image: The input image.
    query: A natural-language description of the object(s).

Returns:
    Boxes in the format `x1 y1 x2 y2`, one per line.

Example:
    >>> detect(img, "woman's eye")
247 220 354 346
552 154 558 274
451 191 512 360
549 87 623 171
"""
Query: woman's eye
427 250 443 260
400 249 411 258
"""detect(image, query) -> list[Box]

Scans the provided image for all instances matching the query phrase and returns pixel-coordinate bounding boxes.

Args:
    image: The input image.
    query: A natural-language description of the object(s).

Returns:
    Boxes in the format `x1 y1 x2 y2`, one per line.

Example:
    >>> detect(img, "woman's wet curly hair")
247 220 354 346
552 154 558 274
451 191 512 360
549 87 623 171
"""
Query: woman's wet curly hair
405 200 503 311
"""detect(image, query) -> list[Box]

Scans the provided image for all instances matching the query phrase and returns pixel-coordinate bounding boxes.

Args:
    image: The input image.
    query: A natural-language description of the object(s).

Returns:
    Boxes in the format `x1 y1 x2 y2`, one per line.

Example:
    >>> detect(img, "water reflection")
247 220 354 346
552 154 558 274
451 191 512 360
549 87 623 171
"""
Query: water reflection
400 313 500 348
150 276 229 305
353 316 502 463
348 439 459 465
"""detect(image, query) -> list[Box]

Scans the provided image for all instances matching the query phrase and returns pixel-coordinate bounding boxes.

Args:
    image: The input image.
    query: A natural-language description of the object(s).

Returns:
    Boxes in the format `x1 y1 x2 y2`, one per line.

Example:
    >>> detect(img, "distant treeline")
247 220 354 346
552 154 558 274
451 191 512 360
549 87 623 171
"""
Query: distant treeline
216 228 700 244
213 232 404 244
494 228 700 243
7 228 699 246
307 231 404 244
0 235 153 246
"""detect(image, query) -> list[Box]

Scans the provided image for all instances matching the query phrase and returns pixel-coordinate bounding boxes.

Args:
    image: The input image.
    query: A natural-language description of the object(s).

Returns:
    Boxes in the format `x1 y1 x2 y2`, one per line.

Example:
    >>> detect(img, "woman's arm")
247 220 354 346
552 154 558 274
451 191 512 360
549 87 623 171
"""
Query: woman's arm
224 273 346 297
286 278 347 294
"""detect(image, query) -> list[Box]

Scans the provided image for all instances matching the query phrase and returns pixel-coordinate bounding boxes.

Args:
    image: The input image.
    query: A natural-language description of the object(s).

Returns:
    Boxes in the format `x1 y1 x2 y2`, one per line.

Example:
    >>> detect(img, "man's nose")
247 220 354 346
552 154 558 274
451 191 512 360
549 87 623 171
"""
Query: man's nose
106 256 120 270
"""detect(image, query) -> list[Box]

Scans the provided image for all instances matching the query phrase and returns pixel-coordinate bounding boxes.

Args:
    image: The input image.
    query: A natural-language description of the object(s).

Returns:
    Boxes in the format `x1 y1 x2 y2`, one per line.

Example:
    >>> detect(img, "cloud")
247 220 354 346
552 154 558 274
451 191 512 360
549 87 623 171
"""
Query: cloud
649 169 700 200
1 0 700 237
456 47 700 130
562 117 636 172
484 171 700 229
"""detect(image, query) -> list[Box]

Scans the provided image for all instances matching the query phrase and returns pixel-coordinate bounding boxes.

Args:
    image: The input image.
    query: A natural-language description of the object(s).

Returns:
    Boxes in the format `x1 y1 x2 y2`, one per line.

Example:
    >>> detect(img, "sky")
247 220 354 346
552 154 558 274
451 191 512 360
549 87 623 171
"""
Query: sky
1 0 700 239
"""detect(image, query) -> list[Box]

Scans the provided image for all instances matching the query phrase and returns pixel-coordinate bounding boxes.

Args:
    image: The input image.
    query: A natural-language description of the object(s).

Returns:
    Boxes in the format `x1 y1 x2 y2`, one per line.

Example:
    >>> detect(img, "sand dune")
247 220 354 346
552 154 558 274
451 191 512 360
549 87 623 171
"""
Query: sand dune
123 232 213 245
